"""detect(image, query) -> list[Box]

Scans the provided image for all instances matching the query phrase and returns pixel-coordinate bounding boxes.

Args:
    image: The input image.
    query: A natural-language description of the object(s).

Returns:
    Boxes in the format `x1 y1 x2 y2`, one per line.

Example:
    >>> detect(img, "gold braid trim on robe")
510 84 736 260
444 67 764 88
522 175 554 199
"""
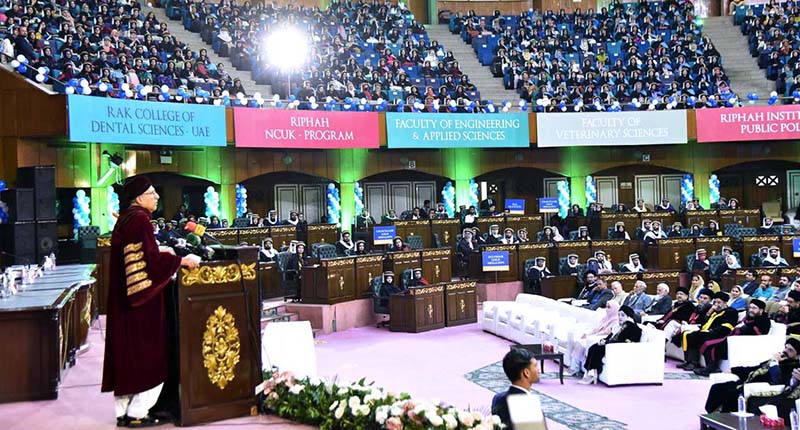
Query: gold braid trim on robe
124 251 144 264
125 261 146 276
127 279 153 296
122 242 154 296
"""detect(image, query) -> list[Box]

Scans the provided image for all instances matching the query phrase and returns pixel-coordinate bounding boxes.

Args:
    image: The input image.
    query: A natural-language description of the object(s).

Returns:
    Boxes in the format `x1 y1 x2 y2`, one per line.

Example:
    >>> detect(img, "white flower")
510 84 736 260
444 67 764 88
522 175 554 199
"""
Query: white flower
443 414 458 430
492 415 502 425
334 405 346 420
288 384 304 395
337 387 348 395
357 405 371 416
348 395 361 409
472 411 484 422
390 406 403 417
375 406 390 425
428 414 444 427
308 376 322 387
458 410 475 427
329 401 340 412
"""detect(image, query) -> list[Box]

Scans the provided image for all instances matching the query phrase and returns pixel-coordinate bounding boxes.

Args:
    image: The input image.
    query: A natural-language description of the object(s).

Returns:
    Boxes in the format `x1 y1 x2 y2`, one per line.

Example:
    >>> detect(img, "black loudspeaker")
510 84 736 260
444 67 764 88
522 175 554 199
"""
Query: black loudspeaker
17 166 56 220
1 188 34 221
35 220 58 261
0 222 36 265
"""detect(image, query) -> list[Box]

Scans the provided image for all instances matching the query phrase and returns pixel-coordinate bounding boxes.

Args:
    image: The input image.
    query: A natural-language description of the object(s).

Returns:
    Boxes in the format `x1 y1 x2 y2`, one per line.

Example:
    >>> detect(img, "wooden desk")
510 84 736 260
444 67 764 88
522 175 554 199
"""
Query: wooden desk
591 240 630 269
0 264 95 403
481 244 518 283
554 241 592 262
741 235 781 264
306 223 338 246
696 236 732 257
477 217 500 235
355 255 384 298
718 209 760 228
389 284 446 333
258 262 282 300
640 271 681 296
685 211 719 228
393 220 431 249
385 250 422 278
648 213 677 230
301 257 356 305
699 412 774 430
209 228 240 246
422 248 452 284
237 227 272 247
651 238 695 271
444 281 478 327
430 218 461 248
269 226 297 249
506 215 544 238
540 276 578 299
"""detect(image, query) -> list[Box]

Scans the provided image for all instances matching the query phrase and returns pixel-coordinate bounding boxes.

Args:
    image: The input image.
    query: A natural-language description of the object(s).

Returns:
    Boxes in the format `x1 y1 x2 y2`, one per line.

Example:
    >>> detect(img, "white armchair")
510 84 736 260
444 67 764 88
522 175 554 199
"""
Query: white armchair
599 325 665 386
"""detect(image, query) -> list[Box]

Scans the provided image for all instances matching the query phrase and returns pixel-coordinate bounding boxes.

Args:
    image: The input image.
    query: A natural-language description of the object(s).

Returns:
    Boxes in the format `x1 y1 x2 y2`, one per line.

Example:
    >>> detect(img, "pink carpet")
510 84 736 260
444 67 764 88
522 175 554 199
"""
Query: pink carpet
0 317 712 430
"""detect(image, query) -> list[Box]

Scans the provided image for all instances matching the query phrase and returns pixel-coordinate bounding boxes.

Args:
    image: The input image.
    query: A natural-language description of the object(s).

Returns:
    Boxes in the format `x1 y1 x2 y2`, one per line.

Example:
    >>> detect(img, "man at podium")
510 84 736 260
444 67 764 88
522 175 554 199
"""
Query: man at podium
101 176 201 428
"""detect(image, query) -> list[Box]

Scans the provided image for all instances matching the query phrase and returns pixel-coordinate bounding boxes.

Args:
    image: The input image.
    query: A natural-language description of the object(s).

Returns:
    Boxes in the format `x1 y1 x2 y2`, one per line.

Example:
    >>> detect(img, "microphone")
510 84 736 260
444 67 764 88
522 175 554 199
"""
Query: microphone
185 221 222 245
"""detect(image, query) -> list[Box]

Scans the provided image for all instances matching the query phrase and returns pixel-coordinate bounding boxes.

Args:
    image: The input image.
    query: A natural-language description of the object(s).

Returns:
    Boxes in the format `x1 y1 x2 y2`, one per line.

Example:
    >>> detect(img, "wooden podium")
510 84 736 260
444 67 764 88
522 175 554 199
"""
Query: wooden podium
300 257 357 304
175 247 261 426
444 281 477 327
389 285 446 333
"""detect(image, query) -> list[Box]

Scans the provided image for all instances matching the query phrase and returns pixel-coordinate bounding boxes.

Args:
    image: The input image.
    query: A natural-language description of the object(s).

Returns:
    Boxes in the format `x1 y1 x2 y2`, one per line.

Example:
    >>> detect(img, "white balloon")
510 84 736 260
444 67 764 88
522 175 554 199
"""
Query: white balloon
80 79 89 88
237 92 245 100
272 93 280 101
35 74 44 82
98 83 108 92
160 85 169 93
16 54 26 63
82 86 92 95
253 92 262 100
65 86 75 94
121 83 130 91
10 60 19 68
125 90 134 98
38 67 46 75
213 98 222 105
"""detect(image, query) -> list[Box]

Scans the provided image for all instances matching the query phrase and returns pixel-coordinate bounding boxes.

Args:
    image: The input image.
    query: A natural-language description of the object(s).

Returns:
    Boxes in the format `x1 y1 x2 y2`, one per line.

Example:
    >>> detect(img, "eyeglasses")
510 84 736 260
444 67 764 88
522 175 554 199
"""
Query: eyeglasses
143 190 158 197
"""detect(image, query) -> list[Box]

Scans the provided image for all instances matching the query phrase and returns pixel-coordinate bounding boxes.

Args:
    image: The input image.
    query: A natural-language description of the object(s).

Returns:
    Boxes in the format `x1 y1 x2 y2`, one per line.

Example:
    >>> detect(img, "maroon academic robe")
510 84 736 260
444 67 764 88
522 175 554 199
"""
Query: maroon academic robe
101 205 182 396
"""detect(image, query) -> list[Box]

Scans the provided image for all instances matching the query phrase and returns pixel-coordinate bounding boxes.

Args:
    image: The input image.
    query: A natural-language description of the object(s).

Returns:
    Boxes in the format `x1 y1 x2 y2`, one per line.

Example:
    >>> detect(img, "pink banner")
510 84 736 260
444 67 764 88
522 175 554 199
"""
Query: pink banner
233 108 380 148
696 105 800 143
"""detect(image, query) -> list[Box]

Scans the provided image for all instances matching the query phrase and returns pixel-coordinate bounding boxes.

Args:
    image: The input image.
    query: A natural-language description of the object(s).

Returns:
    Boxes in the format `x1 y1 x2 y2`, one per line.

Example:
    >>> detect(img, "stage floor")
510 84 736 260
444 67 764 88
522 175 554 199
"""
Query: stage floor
0 316 711 430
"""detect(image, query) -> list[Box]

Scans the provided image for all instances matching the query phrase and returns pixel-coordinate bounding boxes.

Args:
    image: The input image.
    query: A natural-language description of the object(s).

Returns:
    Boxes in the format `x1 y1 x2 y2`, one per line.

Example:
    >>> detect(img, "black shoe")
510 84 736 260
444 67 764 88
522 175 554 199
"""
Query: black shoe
677 361 691 369
683 363 697 371
694 367 714 377
116 416 129 427
126 415 164 428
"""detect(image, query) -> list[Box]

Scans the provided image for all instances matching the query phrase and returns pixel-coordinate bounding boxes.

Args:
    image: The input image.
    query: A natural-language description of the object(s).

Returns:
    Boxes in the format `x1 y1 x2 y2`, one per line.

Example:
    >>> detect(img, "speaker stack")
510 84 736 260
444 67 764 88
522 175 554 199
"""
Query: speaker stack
0 166 57 265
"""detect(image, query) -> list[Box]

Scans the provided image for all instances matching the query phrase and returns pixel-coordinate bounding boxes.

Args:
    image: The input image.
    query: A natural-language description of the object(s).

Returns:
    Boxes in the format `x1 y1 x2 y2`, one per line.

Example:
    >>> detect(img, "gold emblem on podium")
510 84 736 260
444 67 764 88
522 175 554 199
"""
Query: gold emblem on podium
181 263 257 286
202 306 240 390
435 265 441 278
443 231 450 244
459 299 466 314
339 276 345 291
427 303 433 319
673 252 680 265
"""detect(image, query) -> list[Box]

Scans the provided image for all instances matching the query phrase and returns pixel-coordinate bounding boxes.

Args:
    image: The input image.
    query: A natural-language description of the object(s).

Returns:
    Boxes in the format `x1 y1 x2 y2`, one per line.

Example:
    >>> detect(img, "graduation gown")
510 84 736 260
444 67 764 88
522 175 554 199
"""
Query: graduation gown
101 206 183 396
654 301 695 330
684 307 738 352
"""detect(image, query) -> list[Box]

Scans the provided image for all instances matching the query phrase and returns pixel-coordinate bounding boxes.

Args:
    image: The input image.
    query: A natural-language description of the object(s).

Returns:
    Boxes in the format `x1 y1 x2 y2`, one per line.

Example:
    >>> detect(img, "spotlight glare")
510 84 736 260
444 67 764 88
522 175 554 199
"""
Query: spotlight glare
264 27 309 71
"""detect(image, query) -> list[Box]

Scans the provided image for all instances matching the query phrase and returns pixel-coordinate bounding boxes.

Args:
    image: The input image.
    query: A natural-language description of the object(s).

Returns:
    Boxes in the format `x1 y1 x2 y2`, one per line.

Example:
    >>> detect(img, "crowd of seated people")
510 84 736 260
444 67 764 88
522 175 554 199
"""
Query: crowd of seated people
0 0 256 101
452 0 737 110
737 0 800 100
166 0 488 112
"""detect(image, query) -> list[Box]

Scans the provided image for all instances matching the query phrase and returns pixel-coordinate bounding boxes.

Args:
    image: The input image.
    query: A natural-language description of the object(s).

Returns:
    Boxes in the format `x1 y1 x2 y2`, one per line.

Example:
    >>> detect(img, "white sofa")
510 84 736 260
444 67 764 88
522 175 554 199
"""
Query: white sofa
483 294 665 385
665 321 787 371
599 325 665 386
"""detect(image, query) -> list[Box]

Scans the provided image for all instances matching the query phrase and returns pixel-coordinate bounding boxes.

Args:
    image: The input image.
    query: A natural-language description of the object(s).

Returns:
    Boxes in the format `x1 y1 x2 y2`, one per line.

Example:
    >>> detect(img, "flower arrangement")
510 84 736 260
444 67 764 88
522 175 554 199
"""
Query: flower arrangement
263 369 503 430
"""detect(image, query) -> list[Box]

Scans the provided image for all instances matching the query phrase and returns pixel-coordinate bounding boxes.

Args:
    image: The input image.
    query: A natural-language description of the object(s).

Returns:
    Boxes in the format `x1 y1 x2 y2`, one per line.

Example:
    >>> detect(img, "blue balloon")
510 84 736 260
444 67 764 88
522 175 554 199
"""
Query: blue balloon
0 180 6 191
17 64 27 74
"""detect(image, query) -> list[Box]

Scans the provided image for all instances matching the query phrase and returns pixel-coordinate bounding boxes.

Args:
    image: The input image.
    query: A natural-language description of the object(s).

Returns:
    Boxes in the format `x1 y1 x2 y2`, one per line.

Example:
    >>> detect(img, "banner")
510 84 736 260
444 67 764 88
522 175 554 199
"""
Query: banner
505 199 525 215
386 112 529 148
538 197 559 213
233 109 379 149
482 250 510 272
536 111 687 147
68 95 226 146
793 238 800 258
696 105 800 143
373 225 397 245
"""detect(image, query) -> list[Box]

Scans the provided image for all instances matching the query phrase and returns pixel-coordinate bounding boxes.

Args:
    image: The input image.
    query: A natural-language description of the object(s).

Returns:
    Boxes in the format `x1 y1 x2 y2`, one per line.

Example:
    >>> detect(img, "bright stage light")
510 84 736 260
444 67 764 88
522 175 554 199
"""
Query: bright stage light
264 27 309 71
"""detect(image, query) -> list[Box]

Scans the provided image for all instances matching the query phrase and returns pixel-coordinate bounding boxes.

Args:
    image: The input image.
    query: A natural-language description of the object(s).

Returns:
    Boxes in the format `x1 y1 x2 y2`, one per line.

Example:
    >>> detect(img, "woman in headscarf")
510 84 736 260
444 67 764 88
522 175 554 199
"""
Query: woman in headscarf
689 224 703 237
609 222 630 240
727 285 747 311
566 301 621 376
714 253 741 279
703 220 722 236
668 222 684 237
688 273 707 301
692 249 711 272
579 305 642 384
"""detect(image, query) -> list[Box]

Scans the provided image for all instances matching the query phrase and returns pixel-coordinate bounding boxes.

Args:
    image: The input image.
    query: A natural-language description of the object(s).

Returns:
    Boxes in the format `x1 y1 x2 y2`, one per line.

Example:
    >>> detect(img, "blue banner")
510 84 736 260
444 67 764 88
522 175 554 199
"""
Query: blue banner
386 112 529 148
505 199 525 214
793 238 800 258
539 197 559 213
67 95 226 146
482 250 510 272
373 225 397 245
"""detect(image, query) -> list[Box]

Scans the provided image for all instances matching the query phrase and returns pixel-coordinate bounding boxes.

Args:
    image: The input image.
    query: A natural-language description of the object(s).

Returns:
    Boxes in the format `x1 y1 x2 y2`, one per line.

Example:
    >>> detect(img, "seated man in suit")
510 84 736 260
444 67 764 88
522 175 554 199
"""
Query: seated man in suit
581 278 613 311
622 280 653 315
639 283 673 319
741 269 760 295
491 347 540 430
